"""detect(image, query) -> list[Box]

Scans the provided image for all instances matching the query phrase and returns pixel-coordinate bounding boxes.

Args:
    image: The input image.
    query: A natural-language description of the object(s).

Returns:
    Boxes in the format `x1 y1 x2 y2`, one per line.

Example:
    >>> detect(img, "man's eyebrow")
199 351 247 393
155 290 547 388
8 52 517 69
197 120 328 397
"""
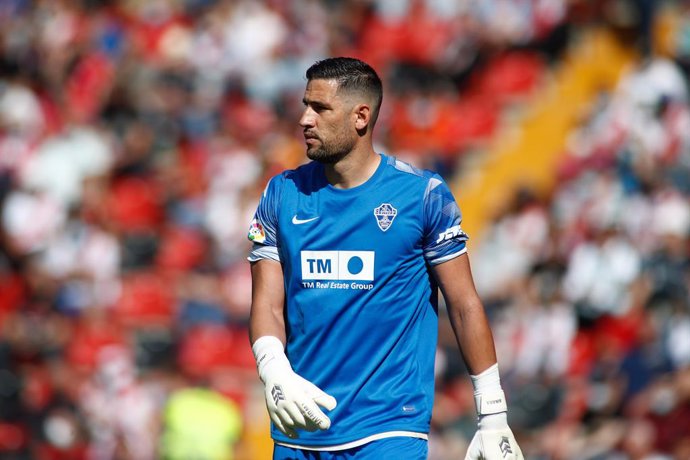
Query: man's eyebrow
302 98 330 108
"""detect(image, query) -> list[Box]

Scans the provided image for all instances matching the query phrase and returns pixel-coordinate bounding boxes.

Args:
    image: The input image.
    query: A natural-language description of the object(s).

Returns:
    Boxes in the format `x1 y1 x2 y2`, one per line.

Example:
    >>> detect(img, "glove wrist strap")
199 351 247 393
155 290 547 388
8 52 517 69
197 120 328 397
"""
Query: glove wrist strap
471 363 508 416
474 389 508 415
252 335 291 383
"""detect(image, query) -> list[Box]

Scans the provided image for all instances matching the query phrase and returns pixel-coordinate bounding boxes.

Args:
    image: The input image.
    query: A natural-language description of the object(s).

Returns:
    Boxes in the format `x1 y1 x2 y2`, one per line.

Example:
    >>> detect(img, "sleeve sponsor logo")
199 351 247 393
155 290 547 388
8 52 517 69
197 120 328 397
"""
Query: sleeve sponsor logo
248 219 266 243
435 224 467 244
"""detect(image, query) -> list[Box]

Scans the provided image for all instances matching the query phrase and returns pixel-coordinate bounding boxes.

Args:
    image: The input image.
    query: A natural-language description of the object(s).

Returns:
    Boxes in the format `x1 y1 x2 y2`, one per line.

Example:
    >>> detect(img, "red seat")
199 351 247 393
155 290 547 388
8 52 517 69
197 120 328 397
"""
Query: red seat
357 16 406 70
107 177 164 232
65 52 114 123
178 325 255 378
113 272 174 327
472 52 545 103
156 226 207 272
437 95 499 153
0 422 27 453
66 319 124 372
0 274 25 328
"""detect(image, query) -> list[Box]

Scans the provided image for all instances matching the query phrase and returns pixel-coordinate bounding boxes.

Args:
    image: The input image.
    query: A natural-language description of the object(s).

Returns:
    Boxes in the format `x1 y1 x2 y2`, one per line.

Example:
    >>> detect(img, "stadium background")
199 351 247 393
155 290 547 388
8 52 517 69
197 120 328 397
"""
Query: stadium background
1 0 689 458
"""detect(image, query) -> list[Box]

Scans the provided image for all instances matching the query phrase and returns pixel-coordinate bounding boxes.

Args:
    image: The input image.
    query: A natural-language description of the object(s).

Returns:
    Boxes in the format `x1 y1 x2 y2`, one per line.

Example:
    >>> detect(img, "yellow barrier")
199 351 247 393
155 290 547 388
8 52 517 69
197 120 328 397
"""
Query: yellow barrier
454 28 636 241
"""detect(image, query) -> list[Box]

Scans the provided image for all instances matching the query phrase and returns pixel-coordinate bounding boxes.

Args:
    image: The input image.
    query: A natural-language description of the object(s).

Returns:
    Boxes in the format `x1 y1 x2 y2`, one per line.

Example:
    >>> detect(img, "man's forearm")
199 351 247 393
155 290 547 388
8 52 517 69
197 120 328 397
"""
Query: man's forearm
449 298 498 375
249 305 286 344
249 259 286 344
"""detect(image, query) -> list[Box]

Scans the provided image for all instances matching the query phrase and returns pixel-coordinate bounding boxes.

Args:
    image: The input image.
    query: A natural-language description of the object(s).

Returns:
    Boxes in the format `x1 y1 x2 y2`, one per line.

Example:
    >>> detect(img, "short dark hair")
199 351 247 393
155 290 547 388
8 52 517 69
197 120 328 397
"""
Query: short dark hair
306 57 383 126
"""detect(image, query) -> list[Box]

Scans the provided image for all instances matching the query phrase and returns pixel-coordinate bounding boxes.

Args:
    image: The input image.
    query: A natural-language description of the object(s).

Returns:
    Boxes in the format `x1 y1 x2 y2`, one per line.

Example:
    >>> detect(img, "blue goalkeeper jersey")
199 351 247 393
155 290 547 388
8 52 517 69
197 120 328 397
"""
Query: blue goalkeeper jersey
247 153 468 448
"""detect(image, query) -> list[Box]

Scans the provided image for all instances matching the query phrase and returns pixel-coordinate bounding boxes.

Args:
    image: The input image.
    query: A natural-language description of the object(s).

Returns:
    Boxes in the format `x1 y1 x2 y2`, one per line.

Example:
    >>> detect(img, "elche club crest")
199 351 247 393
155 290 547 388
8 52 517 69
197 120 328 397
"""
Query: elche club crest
373 203 397 232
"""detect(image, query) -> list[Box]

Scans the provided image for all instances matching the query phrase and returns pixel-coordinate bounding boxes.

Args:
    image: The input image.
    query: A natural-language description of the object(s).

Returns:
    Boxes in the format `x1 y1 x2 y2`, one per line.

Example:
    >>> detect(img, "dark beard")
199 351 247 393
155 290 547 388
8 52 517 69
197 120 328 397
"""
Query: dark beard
306 137 355 164
307 147 348 164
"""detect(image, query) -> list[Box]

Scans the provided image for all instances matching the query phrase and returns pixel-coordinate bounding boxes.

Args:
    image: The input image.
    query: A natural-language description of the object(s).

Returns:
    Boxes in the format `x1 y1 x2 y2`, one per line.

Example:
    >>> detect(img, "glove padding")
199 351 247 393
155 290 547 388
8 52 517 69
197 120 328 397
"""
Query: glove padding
253 336 337 438
465 426 523 460
262 368 337 438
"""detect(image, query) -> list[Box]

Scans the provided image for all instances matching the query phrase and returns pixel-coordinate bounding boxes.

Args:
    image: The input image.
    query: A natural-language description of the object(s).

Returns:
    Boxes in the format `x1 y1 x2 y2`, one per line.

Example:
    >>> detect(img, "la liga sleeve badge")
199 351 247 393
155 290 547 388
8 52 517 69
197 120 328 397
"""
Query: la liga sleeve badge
248 219 266 243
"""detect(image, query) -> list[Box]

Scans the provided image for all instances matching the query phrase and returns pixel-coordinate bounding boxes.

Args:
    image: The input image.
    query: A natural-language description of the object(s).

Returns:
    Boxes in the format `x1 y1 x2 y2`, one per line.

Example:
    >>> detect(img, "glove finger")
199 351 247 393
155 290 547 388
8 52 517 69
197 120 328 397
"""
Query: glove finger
283 401 308 429
298 397 332 430
508 434 524 460
515 442 525 460
299 377 338 411
270 410 298 439
265 396 282 429
464 431 482 460
301 417 321 432
276 406 298 428
313 393 337 411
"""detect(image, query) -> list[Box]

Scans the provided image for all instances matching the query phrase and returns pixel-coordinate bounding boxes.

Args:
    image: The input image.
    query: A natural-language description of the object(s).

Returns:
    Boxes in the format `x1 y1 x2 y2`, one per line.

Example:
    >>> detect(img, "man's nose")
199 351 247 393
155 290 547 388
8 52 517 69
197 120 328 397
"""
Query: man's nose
299 108 315 128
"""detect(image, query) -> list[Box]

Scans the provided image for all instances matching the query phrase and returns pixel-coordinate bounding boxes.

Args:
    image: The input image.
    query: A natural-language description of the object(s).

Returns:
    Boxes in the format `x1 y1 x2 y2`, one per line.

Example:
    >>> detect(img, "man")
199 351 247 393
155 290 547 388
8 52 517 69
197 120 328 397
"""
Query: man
247 57 522 459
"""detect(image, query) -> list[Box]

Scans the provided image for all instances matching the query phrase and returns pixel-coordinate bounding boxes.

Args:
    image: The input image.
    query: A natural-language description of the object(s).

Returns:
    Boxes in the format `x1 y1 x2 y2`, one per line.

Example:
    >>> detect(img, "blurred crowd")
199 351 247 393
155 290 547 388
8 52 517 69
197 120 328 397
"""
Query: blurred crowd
461 52 690 459
0 0 688 459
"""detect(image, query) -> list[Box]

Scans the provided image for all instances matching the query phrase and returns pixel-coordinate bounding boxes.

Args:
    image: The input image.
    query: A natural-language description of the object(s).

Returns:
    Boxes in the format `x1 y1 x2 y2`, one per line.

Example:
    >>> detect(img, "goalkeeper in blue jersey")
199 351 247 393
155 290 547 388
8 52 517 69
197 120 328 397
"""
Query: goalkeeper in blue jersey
247 57 522 459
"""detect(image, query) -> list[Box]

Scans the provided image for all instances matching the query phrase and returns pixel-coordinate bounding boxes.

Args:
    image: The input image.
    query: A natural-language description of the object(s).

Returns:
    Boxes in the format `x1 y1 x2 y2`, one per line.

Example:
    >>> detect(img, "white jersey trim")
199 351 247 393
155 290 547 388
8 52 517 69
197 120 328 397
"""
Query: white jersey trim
274 431 428 452
247 244 280 262
428 247 467 266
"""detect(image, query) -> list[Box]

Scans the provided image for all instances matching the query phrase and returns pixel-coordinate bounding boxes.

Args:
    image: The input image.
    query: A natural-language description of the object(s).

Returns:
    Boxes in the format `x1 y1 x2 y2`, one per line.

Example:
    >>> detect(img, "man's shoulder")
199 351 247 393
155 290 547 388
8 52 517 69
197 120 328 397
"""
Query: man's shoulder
380 156 455 207
382 155 446 197
384 155 441 182
267 161 321 192
286 160 320 177
269 161 316 179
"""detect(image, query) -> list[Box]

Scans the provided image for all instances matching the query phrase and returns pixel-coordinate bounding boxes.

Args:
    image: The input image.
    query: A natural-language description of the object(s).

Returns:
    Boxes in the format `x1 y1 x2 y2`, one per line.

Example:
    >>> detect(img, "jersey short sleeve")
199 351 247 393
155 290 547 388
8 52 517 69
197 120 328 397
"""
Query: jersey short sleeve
247 175 282 262
422 175 469 265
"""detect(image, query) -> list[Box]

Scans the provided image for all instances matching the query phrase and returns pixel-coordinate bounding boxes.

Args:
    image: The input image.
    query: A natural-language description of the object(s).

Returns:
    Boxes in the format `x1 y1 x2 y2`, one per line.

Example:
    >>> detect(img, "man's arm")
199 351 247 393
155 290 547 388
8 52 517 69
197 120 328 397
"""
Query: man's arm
249 259 286 343
249 258 336 438
431 253 496 375
432 253 523 460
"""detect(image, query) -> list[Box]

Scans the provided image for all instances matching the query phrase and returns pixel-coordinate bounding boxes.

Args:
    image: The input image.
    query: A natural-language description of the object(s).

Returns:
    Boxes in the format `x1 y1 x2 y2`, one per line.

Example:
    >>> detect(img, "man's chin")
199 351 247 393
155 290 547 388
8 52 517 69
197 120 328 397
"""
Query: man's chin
307 149 340 164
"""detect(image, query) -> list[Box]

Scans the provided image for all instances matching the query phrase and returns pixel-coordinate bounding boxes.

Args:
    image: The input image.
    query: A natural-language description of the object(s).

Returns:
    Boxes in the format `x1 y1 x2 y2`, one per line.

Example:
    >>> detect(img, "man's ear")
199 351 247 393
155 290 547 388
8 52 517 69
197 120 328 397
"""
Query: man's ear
353 103 371 131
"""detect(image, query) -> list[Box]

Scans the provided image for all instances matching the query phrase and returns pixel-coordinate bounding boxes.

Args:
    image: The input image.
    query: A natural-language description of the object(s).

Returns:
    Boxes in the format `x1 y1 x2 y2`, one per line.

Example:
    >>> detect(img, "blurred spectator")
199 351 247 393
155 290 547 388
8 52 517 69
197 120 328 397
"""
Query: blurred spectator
79 346 160 460
160 385 242 460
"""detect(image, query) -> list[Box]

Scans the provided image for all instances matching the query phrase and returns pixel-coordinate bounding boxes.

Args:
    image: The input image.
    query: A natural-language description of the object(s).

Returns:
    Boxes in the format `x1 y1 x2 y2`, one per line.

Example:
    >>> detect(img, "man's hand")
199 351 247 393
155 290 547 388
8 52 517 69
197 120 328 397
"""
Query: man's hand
465 365 523 459
262 366 337 438
253 336 337 438
464 413 522 459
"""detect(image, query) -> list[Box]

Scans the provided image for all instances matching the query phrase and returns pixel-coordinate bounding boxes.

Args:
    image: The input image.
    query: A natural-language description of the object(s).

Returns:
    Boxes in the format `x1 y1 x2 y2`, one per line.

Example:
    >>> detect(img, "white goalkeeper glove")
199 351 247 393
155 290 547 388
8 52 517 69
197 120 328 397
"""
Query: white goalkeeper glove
465 364 523 460
252 336 337 438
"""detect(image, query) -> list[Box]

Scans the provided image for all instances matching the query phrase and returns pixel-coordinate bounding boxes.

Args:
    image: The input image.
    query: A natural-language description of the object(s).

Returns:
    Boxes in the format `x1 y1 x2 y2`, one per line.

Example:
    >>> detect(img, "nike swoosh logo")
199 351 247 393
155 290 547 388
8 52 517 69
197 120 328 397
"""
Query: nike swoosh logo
292 215 319 225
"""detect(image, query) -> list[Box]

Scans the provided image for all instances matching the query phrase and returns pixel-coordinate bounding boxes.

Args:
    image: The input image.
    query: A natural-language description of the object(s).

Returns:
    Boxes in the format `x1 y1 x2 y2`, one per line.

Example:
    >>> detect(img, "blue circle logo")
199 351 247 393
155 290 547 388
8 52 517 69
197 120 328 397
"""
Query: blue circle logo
347 256 364 275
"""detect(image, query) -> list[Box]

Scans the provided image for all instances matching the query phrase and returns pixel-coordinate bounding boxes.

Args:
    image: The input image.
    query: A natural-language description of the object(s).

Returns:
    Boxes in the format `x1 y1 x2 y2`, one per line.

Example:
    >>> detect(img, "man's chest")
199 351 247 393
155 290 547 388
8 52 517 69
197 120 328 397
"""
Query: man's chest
277 190 425 279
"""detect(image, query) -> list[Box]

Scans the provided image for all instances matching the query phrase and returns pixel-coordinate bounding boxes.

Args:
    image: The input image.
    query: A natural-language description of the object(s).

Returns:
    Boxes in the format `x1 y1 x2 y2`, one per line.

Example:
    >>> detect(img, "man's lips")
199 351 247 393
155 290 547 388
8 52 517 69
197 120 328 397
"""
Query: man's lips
304 134 319 145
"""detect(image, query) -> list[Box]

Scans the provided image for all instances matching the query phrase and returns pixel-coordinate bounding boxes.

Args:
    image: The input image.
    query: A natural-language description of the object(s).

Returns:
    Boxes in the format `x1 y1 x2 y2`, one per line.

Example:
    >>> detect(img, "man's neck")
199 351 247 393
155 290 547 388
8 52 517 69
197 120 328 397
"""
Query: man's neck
323 146 380 189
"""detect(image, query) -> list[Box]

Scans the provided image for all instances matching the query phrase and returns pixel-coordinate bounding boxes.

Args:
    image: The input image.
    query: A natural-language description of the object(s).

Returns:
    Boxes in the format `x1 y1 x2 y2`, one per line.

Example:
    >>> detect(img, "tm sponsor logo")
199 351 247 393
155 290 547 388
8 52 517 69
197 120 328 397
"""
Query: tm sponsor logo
300 250 375 290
